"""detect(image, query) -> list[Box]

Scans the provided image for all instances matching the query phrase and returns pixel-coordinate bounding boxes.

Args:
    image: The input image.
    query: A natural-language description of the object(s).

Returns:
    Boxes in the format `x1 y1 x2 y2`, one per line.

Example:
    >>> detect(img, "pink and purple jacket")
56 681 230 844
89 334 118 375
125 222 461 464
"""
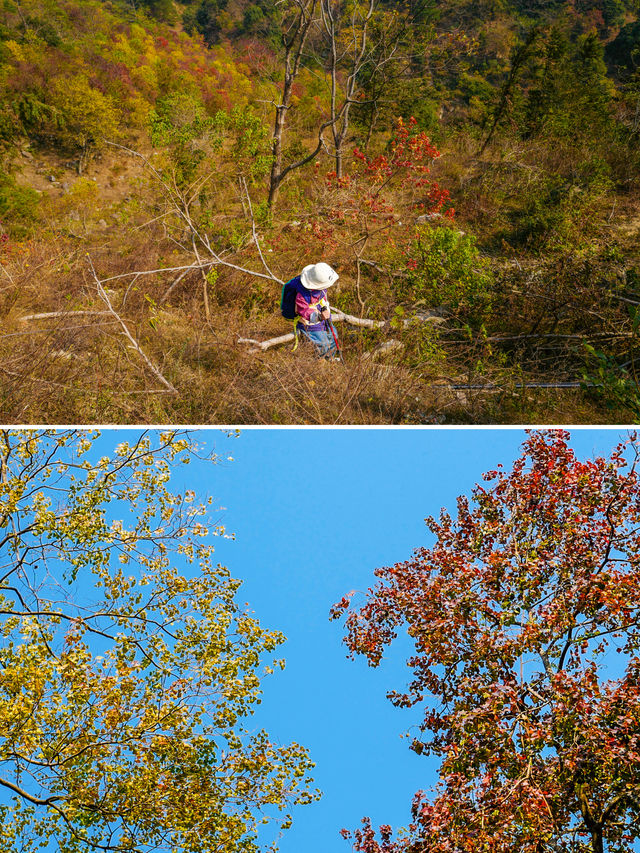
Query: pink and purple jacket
294 281 331 332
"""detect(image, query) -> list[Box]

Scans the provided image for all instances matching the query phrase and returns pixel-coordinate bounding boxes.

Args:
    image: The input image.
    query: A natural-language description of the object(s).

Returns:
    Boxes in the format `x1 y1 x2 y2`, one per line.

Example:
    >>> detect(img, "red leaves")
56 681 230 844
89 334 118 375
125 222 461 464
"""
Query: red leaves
336 430 640 853
352 117 442 193
329 592 355 620
342 818 399 853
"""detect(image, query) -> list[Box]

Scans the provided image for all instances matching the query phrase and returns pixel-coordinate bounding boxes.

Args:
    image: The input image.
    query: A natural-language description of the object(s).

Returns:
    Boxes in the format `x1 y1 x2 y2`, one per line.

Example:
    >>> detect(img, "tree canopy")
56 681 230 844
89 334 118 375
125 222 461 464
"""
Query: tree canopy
0 429 317 853
334 430 640 853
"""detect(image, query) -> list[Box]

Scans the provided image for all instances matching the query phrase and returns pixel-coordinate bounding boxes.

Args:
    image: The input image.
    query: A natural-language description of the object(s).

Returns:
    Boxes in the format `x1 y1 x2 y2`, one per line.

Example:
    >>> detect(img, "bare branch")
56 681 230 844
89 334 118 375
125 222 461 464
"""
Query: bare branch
19 311 112 322
87 255 179 395
238 333 296 352
0 775 65 806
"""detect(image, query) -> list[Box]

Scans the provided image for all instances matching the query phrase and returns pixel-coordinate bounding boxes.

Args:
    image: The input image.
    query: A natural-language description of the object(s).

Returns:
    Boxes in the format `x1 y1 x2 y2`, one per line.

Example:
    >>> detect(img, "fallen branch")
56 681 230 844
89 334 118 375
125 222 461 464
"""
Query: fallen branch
19 310 112 322
237 312 384 352
87 255 179 395
238 333 295 352
330 309 385 328
449 381 590 390
237 308 445 351
361 339 404 359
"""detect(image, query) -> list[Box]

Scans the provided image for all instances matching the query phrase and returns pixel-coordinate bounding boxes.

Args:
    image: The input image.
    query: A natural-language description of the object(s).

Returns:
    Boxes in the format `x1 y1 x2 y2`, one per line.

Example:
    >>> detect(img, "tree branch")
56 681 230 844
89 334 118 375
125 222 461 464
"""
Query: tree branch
87 255 178 395
0 775 65 806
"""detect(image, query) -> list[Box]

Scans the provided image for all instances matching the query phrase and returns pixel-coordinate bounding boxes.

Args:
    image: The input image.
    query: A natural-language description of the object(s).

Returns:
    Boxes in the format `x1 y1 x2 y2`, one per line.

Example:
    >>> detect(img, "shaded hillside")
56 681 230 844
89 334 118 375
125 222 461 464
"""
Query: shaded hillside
0 0 639 423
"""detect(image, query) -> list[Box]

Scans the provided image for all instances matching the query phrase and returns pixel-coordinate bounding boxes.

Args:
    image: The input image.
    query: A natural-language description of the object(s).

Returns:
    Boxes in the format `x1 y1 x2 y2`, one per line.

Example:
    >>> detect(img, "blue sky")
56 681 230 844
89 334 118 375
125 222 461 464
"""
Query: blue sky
128 426 631 853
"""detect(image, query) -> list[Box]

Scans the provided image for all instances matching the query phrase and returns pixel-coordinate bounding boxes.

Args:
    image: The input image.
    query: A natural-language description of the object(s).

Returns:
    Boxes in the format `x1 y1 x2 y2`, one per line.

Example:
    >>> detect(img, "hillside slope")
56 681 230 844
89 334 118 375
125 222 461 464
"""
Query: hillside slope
1 0 639 423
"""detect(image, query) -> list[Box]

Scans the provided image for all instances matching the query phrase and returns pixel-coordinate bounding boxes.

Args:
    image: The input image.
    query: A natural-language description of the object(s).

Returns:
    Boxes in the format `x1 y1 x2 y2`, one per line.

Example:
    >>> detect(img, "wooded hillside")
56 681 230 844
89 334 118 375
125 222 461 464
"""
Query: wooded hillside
1 0 639 423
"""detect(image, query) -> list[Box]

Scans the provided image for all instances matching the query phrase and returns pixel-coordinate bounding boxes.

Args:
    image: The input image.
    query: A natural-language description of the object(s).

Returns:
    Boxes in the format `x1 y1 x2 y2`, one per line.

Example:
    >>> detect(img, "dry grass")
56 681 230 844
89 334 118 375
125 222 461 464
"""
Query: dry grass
1 137 638 425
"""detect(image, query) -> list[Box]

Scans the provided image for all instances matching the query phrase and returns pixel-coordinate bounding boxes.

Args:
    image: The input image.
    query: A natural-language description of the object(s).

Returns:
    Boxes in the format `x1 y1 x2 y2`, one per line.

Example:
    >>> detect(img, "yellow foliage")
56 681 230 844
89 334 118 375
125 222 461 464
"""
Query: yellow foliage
4 39 26 61
48 75 120 152
0 431 319 852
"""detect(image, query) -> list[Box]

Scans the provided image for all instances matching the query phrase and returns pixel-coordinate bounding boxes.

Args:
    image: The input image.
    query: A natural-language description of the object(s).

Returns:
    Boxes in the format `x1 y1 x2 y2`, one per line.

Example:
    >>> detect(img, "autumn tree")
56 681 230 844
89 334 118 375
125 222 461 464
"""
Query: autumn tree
333 430 640 853
0 430 317 853
47 75 121 173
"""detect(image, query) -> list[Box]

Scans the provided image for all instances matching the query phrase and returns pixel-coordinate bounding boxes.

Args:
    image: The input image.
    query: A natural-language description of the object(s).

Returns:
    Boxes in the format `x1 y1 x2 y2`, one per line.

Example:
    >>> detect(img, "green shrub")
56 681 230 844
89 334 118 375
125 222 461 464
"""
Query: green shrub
396 226 493 319
0 172 40 237
150 91 222 185
213 105 271 180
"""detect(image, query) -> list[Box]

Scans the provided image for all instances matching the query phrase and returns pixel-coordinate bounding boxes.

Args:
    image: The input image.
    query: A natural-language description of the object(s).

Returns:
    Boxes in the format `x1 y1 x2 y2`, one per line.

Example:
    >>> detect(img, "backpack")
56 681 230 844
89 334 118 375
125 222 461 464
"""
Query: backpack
280 278 299 320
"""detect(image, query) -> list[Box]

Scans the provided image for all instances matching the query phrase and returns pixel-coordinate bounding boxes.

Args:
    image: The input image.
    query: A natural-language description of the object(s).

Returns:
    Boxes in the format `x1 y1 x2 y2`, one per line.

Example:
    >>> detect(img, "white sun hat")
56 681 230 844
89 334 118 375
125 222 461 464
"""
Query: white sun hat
300 262 339 291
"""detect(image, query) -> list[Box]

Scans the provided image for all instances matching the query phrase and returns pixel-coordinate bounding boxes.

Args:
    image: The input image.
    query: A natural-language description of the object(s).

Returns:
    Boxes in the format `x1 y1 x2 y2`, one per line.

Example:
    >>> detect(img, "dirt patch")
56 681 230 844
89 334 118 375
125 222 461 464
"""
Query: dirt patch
9 142 150 207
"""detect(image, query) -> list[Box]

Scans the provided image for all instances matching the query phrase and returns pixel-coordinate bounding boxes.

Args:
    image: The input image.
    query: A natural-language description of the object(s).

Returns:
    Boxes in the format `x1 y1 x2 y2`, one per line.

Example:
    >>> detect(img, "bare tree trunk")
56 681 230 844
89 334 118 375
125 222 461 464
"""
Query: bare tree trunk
321 0 376 179
268 90 290 207
268 0 318 208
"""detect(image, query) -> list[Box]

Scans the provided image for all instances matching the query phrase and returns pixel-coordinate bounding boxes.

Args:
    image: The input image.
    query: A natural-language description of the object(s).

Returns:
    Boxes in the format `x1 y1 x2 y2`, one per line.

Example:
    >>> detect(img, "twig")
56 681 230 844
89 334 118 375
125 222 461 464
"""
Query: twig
240 177 280 283
0 261 15 285
87 255 179 395
487 332 633 342
121 273 141 309
450 381 589 390
159 263 200 305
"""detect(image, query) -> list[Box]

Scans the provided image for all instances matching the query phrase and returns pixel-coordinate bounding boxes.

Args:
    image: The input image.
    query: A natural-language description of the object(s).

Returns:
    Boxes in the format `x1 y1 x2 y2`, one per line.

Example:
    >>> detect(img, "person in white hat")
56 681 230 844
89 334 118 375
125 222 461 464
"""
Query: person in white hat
292 262 340 358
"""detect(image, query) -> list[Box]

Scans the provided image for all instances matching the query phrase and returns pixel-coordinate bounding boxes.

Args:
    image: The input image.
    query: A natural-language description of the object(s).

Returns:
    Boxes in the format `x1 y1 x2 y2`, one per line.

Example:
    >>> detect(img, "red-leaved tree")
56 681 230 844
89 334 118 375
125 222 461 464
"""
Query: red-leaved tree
332 430 640 853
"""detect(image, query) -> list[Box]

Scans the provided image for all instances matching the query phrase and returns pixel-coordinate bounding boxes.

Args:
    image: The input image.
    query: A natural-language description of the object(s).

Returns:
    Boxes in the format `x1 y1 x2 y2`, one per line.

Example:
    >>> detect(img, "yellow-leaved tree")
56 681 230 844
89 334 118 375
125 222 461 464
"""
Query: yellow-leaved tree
47 76 120 172
0 430 318 852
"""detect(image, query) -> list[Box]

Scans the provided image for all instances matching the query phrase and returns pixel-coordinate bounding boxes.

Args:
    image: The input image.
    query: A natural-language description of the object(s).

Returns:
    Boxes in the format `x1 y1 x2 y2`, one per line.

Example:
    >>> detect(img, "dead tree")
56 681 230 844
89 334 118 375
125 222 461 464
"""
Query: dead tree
268 0 321 207
321 0 377 179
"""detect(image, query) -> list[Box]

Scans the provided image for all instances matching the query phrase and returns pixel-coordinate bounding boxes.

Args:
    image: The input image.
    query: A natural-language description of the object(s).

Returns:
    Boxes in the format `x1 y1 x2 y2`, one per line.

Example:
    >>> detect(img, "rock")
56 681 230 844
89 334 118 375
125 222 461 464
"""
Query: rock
362 339 405 360
20 149 34 160
402 309 447 327
69 211 81 221
97 219 108 229
47 175 57 182
416 213 442 223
